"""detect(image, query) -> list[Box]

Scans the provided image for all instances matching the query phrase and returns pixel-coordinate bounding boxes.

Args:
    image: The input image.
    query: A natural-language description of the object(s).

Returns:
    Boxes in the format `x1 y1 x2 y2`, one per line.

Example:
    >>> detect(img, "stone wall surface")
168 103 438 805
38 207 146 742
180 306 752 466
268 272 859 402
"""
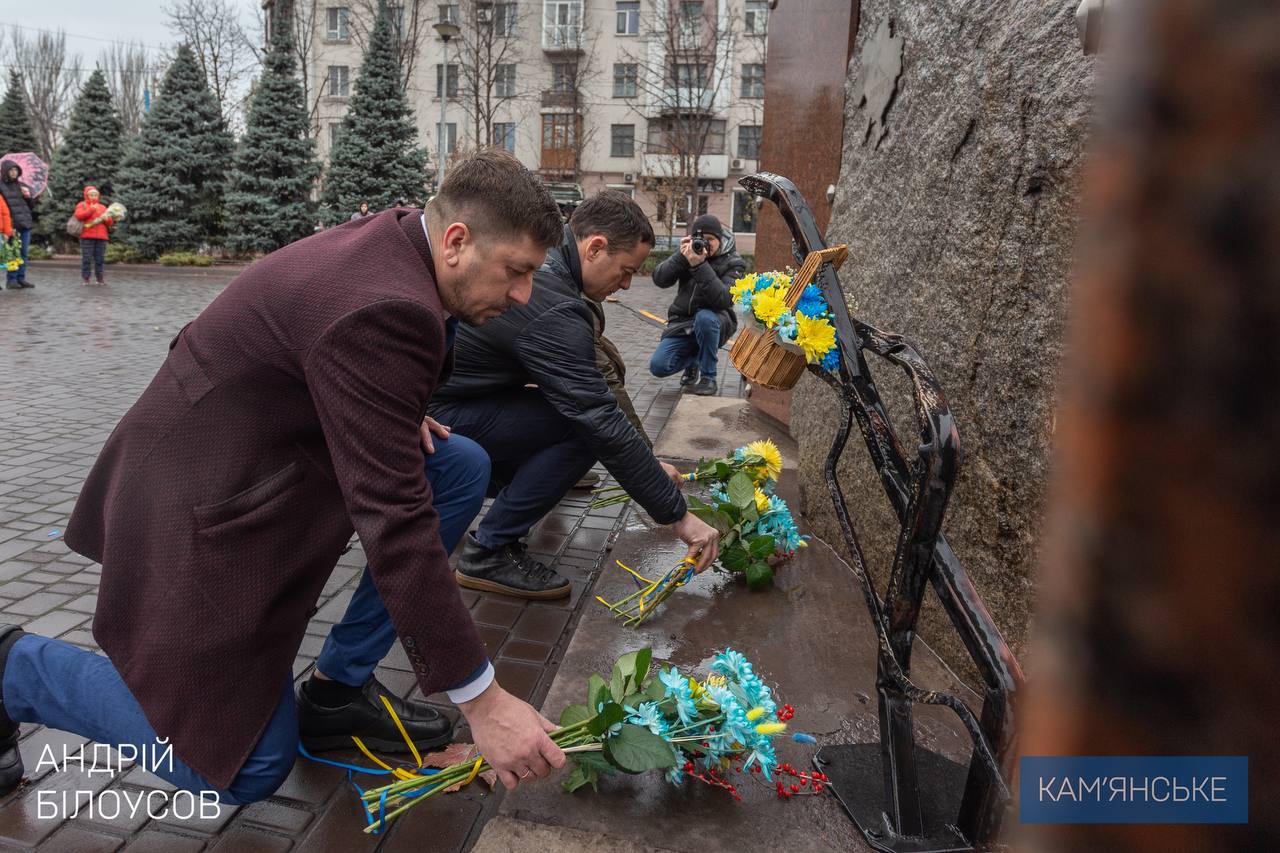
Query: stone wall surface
790 0 1094 673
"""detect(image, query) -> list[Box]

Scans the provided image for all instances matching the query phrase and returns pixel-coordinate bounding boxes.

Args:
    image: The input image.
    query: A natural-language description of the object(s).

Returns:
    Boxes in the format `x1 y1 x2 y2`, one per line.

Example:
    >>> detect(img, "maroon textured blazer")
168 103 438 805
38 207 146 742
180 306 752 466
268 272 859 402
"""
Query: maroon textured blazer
64 210 487 789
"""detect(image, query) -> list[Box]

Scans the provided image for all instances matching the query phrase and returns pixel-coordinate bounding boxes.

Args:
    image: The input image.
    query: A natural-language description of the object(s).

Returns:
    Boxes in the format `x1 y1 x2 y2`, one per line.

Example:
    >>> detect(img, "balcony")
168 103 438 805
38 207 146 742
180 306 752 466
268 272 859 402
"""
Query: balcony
540 90 578 109
648 87 717 115
642 153 729 181
542 24 584 52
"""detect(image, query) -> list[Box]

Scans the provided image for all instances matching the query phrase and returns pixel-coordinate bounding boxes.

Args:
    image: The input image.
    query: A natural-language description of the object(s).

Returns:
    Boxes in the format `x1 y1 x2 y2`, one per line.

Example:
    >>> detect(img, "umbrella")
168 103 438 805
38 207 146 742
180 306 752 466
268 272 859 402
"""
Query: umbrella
0 151 49 198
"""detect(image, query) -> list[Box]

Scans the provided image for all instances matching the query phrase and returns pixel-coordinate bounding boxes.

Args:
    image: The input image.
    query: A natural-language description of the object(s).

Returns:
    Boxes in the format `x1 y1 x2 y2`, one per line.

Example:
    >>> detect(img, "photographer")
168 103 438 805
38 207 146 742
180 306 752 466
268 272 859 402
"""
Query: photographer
648 214 745 396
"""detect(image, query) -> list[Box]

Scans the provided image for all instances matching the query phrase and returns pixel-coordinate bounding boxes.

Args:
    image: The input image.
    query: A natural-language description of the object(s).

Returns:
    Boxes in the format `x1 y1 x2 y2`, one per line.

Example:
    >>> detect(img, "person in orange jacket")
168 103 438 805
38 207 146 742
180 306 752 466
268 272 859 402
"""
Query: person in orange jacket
74 185 114 286
0 194 11 239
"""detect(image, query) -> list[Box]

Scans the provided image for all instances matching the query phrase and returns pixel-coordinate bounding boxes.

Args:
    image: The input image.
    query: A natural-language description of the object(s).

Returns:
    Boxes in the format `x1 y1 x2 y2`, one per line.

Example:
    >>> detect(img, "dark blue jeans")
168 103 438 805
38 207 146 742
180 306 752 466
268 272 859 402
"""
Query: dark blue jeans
429 388 596 549
80 237 107 281
0 435 489 804
6 227 30 282
649 309 721 379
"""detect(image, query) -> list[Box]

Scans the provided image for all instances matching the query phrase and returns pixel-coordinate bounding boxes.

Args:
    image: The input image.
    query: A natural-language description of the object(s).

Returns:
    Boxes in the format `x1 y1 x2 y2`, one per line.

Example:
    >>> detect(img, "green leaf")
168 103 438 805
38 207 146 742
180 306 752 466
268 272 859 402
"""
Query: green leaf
727 471 756 510
745 561 774 590
563 764 591 793
610 649 652 701
691 505 733 536
748 534 777 558
587 674 609 711
644 676 667 702
587 701 626 736
602 724 679 774
714 461 732 480
721 544 751 574
572 751 614 780
559 704 592 728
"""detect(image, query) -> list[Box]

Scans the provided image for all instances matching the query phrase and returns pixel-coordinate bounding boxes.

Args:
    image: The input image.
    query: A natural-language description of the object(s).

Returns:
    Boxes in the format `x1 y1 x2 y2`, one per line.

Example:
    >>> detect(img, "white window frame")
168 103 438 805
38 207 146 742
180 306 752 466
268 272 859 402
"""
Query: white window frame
615 0 639 35
327 65 350 97
326 6 350 40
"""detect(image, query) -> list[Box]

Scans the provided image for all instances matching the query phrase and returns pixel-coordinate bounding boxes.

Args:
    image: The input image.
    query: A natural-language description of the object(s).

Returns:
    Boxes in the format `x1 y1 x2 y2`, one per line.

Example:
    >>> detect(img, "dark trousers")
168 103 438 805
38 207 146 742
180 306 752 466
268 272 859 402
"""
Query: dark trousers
1 437 489 804
430 388 596 549
649 309 721 378
6 227 30 282
80 238 107 281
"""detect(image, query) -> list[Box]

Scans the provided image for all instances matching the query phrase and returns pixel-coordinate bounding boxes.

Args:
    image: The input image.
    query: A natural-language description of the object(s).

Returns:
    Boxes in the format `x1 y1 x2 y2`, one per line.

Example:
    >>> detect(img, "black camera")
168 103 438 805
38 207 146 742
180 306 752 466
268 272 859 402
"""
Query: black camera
690 235 710 255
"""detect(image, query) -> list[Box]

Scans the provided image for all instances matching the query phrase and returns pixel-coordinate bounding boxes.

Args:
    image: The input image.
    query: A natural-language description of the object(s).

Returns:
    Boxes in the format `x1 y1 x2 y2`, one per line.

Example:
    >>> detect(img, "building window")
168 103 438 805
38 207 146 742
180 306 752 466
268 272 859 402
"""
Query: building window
493 121 516 152
544 1 583 49
329 122 342 147
737 125 762 159
436 122 458 155
495 64 517 97
647 117 726 155
732 190 757 233
326 7 350 39
674 193 708 227
610 124 635 157
327 65 350 97
744 0 769 35
436 63 459 98
552 62 577 94
388 4 406 37
612 63 638 98
607 184 636 198
494 2 518 36
741 63 765 98
616 0 639 35
672 63 709 89
541 113 580 171
438 3 459 23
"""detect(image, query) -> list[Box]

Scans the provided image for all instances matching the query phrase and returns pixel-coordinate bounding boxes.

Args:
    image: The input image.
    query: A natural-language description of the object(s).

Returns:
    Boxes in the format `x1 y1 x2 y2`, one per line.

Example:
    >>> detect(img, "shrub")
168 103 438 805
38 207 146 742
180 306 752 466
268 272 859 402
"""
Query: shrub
26 244 53 260
642 248 673 275
105 243 145 264
158 251 214 267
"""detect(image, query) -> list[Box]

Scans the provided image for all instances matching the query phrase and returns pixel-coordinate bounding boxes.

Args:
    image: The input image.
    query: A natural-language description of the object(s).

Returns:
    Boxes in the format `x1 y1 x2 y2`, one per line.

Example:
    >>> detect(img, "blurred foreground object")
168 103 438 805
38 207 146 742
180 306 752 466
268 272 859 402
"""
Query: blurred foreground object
1025 0 1279 850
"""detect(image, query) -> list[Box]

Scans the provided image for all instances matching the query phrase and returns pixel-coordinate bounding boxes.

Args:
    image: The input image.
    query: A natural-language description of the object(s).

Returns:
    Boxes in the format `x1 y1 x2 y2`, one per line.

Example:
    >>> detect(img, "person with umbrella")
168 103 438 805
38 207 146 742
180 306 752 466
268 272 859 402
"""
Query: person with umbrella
0 157 37 289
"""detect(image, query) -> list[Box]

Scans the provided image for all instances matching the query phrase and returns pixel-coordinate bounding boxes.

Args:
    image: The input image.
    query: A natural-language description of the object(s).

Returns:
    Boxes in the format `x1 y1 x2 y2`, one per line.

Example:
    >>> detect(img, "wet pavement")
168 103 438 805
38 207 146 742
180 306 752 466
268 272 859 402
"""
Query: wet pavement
0 260 743 852
488 402 982 853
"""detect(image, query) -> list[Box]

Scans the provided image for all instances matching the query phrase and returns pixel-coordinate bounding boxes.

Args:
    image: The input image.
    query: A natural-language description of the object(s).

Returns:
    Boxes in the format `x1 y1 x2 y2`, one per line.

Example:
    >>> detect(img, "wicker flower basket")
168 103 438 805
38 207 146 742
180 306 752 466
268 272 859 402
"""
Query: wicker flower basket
730 245 849 390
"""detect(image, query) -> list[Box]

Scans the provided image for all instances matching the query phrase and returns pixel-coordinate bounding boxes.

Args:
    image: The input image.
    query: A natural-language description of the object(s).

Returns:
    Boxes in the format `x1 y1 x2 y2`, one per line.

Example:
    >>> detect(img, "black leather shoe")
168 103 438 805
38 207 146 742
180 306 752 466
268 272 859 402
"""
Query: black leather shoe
679 367 699 387
3 282 20 290
690 376 718 396
296 676 453 753
0 625 27 794
17 281 33 289
455 535 571 600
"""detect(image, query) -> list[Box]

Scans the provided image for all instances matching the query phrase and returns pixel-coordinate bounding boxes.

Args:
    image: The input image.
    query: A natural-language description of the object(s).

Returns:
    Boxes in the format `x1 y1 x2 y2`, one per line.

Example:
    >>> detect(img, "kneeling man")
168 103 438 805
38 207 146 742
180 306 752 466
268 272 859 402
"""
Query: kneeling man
430 191 720 599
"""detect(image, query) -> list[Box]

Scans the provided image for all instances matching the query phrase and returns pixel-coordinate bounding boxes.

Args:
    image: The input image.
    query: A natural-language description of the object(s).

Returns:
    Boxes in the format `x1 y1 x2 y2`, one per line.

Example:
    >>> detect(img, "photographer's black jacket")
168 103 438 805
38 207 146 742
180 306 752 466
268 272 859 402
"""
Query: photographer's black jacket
652 228 745 344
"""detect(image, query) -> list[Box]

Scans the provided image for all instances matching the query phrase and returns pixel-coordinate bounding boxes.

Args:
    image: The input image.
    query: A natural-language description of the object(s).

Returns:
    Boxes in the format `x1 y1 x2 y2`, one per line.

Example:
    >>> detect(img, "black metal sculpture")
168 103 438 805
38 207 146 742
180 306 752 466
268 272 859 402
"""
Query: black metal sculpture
739 172 1023 852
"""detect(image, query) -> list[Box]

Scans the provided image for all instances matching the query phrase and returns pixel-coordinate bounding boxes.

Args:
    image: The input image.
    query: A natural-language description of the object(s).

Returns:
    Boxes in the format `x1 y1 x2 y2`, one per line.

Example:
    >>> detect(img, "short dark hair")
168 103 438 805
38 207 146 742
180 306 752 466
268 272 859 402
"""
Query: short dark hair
569 190 655 253
434 148 563 248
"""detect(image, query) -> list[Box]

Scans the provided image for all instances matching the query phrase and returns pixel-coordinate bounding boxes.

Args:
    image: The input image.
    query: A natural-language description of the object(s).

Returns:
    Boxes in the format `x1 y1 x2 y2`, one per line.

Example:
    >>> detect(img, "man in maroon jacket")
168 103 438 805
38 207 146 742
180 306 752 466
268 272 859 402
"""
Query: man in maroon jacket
0 151 606 802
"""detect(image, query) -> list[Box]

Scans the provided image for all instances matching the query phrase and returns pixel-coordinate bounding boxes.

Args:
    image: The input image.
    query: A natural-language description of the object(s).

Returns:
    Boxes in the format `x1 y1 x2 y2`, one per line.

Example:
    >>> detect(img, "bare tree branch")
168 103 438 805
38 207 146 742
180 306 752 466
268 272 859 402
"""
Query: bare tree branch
99 40 156 137
163 0 255 124
4 27 83 158
348 0 433 93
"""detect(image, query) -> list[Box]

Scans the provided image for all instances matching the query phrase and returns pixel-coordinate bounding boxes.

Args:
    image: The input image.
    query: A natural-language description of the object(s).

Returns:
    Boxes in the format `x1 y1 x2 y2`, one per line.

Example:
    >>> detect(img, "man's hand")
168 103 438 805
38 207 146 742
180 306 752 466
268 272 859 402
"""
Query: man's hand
419 416 451 454
671 511 719 572
458 681 565 790
659 461 685 488
678 236 706 268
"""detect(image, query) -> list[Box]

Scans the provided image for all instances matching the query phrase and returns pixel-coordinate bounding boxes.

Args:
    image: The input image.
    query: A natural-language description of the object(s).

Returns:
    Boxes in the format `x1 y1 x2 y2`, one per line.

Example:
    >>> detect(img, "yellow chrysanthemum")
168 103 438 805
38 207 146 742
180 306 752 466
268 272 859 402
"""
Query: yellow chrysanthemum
751 286 788 327
754 488 770 513
794 313 837 363
705 674 726 687
730 273 758 302
744 439 783 482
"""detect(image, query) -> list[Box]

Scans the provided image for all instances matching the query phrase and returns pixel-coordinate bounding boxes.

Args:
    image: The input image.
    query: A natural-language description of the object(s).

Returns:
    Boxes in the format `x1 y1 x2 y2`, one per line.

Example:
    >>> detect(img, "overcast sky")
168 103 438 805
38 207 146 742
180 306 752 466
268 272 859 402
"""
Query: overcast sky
9 0 260 71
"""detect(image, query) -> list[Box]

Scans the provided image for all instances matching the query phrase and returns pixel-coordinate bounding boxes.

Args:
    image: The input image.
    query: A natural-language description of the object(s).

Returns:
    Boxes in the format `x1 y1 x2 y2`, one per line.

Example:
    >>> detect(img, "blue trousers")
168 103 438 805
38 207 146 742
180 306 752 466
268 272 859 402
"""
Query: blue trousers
649 309 721 379
6 228 30 282
429 389 596 549
0 435 489 805
80 237 107 281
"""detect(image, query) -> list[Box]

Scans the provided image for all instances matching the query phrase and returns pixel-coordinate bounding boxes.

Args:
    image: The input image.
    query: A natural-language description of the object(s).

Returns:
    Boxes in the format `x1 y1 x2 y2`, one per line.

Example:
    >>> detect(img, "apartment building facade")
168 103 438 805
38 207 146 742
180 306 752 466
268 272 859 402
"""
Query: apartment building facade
296 0 770 252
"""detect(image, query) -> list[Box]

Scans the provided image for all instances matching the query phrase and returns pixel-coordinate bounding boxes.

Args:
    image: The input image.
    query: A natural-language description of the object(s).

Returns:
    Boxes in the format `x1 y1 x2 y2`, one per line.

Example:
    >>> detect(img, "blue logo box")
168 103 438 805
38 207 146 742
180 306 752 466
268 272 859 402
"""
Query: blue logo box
1020 756 1248 824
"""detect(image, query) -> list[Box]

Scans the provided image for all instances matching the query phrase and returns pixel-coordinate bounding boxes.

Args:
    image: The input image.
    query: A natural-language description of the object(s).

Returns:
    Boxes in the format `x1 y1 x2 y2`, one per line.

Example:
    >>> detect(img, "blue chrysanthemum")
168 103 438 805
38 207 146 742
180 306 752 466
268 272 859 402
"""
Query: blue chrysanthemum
775 311 798 342
795 284 829 318
625 701 669 738
821 347 842 372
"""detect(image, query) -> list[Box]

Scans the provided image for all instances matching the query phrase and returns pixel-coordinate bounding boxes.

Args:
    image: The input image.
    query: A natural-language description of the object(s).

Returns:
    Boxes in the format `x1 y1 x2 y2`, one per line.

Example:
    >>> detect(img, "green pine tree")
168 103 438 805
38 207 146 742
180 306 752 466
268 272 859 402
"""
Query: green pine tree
49 69 125 216
319 1 426 224
116 44 234 257
225 9 320 255
0 71 39 156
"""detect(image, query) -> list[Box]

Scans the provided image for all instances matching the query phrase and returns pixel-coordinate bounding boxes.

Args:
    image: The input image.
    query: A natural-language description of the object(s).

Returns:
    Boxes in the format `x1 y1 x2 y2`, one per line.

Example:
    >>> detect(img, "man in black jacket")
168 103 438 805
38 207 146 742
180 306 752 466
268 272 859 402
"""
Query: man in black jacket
430 191 720 599
647 214 746 396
